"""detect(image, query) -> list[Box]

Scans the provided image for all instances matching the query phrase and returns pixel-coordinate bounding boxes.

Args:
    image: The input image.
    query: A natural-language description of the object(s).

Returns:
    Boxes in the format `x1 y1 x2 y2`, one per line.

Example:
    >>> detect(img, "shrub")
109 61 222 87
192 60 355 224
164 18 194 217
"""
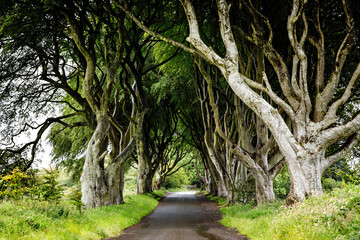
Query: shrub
346 196 360 213
40 167 63 203
27 170 43 200
0 168 28 201
335 163 360 185
322 178 338 192
69 187 84 213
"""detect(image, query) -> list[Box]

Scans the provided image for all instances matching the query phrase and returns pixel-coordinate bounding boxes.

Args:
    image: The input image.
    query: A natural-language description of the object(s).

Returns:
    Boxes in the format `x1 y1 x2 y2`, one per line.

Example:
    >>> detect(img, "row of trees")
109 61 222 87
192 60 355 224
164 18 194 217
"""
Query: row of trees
122 0 360 204
1 0 359 207
0 0 199 207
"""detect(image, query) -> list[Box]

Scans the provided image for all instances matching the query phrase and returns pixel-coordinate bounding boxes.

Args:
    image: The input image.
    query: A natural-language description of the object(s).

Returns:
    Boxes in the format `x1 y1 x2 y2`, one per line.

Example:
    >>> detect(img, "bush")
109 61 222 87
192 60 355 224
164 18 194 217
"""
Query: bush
0 168 28 201
335 163 360 185
69 187 84 213
347 196 360 213
322 178 339 192
0 167 64 203
40 167 63 203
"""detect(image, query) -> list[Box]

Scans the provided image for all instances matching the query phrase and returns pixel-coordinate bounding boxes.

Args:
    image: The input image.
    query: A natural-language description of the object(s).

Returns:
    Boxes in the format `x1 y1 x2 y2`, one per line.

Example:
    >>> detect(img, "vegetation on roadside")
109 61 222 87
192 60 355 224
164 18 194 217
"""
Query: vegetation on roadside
220 184 360 240
2 149 358 240
0 167 162 240
0 194 158 240
0 167 62 202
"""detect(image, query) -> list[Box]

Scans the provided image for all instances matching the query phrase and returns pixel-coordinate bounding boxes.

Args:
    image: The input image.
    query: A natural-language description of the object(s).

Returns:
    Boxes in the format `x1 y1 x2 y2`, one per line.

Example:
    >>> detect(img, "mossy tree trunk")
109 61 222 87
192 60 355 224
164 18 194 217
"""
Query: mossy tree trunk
66 11 137 207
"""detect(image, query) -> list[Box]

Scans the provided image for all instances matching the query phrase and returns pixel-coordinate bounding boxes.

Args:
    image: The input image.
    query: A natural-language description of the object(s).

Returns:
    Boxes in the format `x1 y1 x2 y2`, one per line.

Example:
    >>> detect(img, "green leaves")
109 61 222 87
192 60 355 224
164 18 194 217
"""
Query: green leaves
0 168 29 201
69 187 84 214
0 167 63 203
40 167 63 203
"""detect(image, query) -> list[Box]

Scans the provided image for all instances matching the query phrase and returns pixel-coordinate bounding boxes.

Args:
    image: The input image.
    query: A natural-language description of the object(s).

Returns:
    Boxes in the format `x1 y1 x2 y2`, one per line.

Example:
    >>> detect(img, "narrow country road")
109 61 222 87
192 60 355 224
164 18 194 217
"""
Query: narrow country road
105 191 248 240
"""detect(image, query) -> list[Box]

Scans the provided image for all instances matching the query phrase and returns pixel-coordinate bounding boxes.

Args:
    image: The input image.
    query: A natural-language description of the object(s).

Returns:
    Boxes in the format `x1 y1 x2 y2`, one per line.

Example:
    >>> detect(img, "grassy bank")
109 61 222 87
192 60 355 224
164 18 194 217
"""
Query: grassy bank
220 184 360 240
0 193 161 240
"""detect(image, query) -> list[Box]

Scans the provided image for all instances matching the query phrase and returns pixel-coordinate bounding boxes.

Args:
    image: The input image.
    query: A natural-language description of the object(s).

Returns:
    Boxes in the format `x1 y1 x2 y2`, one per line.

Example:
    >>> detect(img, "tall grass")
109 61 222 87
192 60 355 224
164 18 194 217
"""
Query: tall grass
220 184 360 240
0 194 159 240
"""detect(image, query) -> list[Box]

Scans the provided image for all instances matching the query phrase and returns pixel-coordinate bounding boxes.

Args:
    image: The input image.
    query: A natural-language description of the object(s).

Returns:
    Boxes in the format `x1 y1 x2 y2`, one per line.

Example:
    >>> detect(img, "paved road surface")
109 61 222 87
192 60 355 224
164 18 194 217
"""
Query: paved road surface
106 191 247 240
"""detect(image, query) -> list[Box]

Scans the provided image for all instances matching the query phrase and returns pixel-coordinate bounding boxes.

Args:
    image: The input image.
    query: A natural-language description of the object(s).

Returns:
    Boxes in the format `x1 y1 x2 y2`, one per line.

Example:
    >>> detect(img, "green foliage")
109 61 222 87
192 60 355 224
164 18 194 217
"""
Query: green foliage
145 190 165 200
273 166 290 199
69 187 84 214
236 177 256 204
336 163 360 185
322 178 339 192
0 0 65 158
323 158 358 182
49 118 91 183
0 168 28 200
183 154 202 186
0 152 28 176
0 167 64 203
163 168 190 189
346 196 360 213
164 186 190 192
220 184 360 240
0 194 158 240
40 167 63 203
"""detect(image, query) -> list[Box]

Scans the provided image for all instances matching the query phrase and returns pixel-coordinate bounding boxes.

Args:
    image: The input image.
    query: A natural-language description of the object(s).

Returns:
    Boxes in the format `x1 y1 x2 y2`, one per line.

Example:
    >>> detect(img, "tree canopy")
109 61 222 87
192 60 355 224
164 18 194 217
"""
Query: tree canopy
1 0 359 207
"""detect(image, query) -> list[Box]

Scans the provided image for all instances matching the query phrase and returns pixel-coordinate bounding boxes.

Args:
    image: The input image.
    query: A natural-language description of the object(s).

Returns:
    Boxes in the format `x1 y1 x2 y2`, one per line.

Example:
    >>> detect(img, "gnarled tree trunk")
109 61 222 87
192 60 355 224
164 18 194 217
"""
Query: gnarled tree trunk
134 110 153 194
81 113 110 207
121 0 360 205
136 156 153 194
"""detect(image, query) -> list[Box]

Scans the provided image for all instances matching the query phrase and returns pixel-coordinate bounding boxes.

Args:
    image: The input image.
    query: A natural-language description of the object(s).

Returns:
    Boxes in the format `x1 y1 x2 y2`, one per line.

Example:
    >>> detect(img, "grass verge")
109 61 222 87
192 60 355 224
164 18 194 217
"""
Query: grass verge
219 184 360 240
0 194 159 240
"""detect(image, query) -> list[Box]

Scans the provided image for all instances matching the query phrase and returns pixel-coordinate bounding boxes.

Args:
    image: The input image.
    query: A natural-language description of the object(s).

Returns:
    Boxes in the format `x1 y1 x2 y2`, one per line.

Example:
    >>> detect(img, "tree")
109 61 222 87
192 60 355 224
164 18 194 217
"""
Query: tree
0 0 90 171
0 0 137 207
195 59 284 204
120 0 360 204
1 0 187 206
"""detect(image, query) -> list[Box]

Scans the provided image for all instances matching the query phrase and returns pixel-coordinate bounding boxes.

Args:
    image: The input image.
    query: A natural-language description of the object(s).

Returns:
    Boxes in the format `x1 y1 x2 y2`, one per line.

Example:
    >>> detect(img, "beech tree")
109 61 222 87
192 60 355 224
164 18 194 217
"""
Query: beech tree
2 0 359 208
120 0 360 204
150 11 284 203
194 59 284 204
1 0 191 207
0 0 86 171
133 94 181 193
59 0 186 202
1 0 161 207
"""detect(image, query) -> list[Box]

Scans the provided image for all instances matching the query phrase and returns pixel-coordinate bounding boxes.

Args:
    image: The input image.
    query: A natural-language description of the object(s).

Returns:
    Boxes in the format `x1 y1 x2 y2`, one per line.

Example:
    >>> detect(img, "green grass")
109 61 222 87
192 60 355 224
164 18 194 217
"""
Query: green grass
220 184 360 240
145 190 165 200
0 194 159 240
206 193 228 205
